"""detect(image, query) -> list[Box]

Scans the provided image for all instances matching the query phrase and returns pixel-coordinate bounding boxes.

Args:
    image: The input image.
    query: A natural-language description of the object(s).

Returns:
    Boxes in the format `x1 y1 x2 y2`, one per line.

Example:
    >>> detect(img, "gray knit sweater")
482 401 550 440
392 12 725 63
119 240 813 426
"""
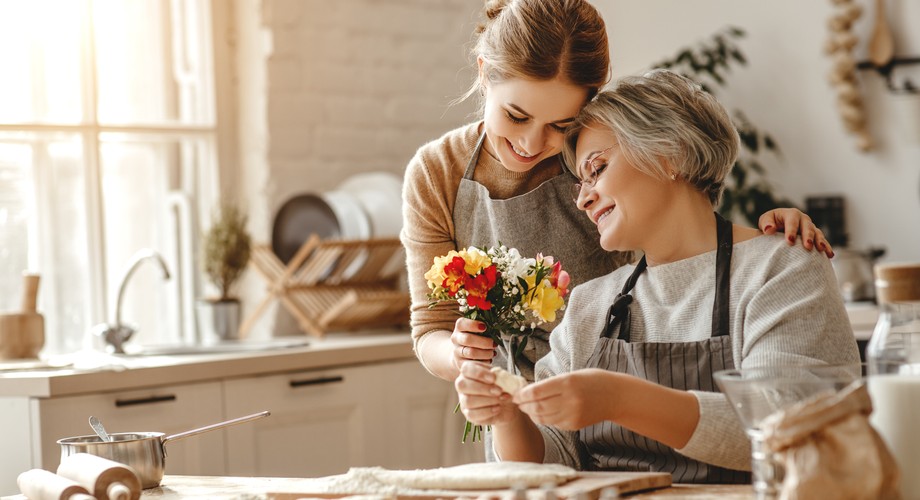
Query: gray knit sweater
535 234 861 471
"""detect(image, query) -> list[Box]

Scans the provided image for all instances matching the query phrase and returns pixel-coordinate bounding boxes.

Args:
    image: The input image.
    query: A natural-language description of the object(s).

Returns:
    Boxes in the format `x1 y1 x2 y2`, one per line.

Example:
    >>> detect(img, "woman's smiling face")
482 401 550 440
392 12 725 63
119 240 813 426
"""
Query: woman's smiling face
573 126 672 252
481 76 589 173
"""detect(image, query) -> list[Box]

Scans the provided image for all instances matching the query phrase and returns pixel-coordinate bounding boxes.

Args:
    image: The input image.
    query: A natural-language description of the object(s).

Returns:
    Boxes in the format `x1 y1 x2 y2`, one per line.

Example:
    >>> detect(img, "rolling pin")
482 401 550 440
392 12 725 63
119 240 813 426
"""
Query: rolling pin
57 453 142 500
16 469 95 500
0 273 45 359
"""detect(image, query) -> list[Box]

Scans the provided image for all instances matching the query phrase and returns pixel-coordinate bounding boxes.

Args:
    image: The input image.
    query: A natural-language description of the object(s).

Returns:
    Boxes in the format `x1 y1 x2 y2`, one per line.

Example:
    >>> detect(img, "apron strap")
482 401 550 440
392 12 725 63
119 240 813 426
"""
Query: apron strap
712 212 733 338
463 131 488 180
602 211 733 341
602 256 647 340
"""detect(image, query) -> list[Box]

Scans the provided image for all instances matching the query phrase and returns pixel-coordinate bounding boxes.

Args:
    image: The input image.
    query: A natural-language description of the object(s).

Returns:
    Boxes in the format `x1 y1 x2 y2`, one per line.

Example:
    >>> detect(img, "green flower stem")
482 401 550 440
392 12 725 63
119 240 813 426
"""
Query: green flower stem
454 401 489 443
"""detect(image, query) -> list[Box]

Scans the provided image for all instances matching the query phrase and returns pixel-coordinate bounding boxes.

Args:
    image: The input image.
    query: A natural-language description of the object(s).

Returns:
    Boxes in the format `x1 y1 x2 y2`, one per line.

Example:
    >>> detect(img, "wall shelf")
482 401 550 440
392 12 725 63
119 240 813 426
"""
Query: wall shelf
856 56 920 93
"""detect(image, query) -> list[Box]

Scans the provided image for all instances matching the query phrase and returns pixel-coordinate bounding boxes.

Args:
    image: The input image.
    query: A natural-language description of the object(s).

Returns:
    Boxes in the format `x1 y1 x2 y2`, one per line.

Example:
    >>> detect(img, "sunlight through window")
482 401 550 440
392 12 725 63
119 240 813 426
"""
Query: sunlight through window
0 0 217 354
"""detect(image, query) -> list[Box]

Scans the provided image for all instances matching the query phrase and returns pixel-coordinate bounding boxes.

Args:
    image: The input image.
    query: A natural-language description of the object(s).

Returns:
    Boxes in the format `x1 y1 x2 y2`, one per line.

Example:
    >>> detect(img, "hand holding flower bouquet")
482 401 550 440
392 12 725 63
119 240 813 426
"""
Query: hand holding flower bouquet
424 244 570 441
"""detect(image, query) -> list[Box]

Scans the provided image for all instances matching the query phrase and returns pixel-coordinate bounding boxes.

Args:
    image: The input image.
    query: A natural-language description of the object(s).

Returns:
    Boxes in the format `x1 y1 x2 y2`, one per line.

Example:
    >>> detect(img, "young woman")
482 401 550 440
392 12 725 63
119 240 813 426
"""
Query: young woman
401 0 832 386
454 70 860 482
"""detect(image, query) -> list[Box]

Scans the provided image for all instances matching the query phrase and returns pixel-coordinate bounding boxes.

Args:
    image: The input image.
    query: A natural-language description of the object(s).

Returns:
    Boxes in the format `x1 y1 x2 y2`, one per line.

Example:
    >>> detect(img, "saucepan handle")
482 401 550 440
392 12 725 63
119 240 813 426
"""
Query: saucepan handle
162 410 270 445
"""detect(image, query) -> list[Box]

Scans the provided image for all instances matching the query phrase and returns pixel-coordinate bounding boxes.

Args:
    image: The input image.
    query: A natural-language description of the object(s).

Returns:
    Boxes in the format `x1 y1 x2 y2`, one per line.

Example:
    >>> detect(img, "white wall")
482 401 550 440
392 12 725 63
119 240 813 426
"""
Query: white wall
598 0 920 262
257 0 478 226
232 0 479 335
232 0 920 333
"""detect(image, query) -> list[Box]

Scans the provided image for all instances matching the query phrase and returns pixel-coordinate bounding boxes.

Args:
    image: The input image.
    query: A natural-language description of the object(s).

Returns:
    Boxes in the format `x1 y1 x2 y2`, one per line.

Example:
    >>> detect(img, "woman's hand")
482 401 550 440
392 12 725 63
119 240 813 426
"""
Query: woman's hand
759 208 835 258
455 361 519 425
450 318 496 372
513 369 615 430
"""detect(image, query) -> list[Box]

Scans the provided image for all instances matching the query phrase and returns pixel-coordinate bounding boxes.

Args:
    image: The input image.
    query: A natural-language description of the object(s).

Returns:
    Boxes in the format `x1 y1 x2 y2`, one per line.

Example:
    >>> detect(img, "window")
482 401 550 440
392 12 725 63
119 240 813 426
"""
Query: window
0 0 219 353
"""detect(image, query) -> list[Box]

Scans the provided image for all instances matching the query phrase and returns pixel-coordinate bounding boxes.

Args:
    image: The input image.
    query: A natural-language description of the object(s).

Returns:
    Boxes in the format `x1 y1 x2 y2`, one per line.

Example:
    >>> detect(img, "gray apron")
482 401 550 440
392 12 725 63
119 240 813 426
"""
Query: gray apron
579 212 750 484
454 132 618 461
454 132 617 381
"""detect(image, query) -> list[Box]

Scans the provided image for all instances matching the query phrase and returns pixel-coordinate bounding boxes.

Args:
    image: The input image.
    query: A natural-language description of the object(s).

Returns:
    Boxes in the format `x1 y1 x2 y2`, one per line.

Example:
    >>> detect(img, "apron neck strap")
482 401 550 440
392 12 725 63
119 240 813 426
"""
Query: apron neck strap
463 131 488 180
712 211 733 338
604 211 734 340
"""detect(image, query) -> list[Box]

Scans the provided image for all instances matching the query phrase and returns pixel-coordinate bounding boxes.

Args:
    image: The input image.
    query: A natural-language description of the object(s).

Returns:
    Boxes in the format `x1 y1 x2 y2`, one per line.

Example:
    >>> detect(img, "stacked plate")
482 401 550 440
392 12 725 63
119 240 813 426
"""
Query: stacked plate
271 172 404 279
337 172 403 238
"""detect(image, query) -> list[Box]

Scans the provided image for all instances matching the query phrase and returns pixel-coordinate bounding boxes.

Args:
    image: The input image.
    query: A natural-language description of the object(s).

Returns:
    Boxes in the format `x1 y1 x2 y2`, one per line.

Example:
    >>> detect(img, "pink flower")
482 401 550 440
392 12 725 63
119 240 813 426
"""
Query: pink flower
550 261 570 297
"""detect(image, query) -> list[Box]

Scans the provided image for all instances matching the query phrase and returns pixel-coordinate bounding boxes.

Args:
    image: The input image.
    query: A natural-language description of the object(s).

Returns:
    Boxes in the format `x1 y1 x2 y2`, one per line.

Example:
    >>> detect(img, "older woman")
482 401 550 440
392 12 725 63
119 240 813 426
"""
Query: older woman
454 69 860 482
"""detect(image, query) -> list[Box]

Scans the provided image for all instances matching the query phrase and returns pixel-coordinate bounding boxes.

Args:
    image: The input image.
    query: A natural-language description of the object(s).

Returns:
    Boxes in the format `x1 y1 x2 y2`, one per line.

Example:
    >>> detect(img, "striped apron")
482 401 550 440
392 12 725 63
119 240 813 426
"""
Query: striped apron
580 212 750 483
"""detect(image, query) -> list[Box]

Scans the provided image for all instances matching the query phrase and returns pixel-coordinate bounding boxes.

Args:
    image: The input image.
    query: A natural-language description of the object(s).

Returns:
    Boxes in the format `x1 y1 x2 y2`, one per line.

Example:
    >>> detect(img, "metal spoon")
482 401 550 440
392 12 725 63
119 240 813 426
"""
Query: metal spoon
89 415 112 442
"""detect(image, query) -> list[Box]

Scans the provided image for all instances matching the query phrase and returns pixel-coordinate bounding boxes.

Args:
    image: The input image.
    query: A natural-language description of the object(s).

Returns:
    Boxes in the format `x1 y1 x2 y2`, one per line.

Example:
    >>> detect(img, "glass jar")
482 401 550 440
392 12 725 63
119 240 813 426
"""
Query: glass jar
865 262 920 499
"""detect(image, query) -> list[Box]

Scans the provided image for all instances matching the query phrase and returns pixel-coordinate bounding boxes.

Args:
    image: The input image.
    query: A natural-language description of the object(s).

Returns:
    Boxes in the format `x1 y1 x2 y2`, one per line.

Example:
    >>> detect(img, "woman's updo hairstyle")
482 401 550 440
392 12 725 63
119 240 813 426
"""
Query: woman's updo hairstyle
467 0 609 101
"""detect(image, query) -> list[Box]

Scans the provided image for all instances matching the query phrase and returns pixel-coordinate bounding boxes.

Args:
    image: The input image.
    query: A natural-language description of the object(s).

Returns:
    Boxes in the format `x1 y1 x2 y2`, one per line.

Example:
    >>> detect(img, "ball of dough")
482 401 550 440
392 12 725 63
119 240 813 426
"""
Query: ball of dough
491 366 528 395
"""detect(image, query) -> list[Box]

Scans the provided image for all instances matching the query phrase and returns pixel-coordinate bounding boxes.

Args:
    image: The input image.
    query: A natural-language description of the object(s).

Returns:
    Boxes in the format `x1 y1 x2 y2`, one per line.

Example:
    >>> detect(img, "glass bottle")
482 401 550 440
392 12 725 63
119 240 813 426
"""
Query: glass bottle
865 262 920 499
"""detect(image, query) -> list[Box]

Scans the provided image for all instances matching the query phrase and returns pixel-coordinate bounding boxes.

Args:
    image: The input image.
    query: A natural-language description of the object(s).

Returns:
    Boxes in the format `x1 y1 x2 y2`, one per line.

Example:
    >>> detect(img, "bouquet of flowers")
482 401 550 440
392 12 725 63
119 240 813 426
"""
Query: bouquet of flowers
425 244 570 441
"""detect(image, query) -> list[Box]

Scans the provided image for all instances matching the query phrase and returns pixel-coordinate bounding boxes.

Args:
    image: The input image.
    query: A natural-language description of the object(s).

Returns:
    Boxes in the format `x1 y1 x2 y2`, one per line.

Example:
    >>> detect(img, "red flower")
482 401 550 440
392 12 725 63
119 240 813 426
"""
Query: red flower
465 264 497 310
441 256 467 296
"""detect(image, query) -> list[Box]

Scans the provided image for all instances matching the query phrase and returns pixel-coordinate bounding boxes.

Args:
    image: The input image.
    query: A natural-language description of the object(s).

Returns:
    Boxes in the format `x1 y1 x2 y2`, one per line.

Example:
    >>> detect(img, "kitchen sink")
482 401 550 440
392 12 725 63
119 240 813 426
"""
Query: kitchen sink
121 337 311 356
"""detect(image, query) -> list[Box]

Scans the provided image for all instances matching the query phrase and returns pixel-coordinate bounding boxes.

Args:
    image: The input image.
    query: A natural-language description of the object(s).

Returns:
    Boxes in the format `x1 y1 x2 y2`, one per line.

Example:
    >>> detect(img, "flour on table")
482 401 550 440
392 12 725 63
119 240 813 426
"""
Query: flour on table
371 462 576 490
491 366 528 396
284 462 576 497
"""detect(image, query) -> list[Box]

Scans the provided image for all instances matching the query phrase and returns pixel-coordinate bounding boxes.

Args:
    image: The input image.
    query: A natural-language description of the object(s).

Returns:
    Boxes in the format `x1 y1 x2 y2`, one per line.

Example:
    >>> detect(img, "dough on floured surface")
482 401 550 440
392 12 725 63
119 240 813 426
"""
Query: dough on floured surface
369 461 577 490
491 366 527 395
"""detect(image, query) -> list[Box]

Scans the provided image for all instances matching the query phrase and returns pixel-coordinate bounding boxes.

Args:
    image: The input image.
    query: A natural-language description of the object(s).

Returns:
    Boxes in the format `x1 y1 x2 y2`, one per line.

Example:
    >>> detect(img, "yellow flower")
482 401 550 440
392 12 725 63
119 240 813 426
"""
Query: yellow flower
458 247 491 275
424 250 461 288
524 278 565 323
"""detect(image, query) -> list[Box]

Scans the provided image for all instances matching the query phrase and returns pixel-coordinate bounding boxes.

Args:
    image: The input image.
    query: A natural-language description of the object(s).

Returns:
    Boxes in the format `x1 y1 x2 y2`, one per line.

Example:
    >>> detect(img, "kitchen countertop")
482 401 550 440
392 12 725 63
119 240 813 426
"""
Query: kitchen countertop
146 475 754 499
0 330 414 398
1 474 754 499
845 300 879 341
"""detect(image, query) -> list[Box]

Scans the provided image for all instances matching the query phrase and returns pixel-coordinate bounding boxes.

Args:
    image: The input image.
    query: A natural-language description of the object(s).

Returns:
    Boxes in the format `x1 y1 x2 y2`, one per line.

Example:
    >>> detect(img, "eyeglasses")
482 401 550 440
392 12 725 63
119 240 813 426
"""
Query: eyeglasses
571 144 617 203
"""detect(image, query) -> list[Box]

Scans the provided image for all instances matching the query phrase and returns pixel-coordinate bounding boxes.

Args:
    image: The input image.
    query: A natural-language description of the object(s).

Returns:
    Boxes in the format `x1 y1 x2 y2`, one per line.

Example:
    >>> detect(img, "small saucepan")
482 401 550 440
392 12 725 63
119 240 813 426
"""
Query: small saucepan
57 410 270 488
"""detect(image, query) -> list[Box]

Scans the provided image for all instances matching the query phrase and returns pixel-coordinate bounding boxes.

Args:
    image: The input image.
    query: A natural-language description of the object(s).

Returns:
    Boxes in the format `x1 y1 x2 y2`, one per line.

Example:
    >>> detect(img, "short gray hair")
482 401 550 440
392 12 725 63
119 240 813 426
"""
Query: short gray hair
563 69 739 206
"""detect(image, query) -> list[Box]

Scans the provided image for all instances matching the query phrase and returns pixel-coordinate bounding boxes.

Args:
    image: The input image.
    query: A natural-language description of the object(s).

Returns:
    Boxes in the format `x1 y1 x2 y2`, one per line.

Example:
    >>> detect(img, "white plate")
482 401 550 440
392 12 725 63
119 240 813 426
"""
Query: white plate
337 172 403 238
321 190 371 280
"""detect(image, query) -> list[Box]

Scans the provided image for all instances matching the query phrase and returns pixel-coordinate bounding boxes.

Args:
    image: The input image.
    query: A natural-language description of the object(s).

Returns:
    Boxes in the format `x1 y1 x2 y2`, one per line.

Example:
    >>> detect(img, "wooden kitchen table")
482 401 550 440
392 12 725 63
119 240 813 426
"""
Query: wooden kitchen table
137 475 755 499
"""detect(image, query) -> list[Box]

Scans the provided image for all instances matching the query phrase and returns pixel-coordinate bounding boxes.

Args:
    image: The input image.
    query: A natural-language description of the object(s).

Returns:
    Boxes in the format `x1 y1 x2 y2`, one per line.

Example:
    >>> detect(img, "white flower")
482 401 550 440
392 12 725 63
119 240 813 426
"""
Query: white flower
503 248 535 282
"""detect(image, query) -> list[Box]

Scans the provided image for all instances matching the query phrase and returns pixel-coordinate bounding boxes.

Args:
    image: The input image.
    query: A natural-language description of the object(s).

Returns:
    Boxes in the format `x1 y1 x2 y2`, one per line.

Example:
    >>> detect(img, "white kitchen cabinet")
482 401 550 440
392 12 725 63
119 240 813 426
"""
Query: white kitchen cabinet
223 359 453 477
32 381 226 476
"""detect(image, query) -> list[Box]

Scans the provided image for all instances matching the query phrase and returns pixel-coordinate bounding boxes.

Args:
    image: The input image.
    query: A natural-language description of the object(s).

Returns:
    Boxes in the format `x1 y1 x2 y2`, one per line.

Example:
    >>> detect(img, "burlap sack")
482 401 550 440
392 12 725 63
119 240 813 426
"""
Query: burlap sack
761 380 900 500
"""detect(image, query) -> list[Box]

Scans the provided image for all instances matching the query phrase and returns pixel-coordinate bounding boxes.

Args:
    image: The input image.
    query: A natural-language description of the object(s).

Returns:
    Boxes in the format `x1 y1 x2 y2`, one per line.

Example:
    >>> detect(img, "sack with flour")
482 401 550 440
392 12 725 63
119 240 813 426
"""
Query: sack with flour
760 380 900 500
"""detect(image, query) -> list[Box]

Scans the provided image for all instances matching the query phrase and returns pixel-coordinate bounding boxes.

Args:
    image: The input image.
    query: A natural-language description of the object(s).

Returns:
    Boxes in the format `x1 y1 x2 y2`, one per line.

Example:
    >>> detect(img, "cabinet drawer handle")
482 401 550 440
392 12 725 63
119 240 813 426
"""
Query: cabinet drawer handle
114 394 177 407
289 375 344 388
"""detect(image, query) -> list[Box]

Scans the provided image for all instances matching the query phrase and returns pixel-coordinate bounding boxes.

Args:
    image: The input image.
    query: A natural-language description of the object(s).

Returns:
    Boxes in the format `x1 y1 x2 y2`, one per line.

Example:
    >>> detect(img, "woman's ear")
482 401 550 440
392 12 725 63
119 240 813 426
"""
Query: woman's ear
476 56 488 92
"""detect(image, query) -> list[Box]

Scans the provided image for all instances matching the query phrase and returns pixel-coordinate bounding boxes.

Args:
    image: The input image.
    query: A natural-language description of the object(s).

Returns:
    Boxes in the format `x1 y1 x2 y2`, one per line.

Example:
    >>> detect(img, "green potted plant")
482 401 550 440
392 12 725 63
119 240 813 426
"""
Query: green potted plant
198 203 252 343
653 27 798 225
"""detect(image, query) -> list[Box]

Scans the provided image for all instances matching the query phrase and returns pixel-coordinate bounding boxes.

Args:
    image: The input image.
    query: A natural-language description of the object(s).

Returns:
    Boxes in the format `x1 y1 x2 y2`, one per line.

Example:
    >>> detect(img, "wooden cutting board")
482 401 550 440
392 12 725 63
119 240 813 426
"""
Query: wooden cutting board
266 471 672 499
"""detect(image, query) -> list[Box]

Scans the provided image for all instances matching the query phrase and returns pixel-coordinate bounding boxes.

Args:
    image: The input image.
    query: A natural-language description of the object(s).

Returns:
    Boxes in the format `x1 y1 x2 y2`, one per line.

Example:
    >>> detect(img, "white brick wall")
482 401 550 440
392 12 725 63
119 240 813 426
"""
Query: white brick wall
234 0 481 336
262 0 479 205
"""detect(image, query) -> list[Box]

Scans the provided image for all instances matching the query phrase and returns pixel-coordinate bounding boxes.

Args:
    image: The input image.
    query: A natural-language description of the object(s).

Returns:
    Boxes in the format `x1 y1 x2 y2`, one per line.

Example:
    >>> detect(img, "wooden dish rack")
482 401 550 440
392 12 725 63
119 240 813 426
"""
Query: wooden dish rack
240 235 409 337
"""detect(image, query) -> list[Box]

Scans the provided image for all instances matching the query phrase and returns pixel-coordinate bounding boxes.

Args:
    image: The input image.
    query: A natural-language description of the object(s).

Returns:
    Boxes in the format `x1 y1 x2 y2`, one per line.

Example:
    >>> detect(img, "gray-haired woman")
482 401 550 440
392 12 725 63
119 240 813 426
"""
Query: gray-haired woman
454 69 860 482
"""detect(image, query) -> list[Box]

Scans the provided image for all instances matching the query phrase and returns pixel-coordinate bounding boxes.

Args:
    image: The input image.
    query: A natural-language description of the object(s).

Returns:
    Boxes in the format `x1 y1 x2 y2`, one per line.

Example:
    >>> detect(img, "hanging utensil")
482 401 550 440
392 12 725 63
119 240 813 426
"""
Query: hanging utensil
868 0 894 67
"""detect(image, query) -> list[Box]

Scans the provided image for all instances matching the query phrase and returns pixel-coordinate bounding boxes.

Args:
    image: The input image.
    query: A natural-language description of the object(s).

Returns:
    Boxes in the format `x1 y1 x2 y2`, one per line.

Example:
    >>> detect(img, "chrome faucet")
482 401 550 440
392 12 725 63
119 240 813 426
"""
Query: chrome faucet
92 249 171 354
